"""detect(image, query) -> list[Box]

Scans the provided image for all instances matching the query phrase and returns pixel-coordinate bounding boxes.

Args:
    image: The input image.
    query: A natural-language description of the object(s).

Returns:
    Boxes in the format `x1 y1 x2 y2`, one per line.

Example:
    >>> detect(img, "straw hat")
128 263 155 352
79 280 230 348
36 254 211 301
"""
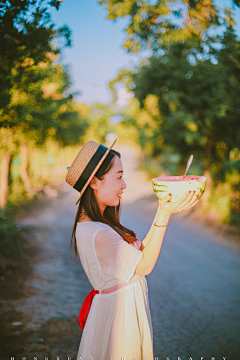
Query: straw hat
65 138 117 205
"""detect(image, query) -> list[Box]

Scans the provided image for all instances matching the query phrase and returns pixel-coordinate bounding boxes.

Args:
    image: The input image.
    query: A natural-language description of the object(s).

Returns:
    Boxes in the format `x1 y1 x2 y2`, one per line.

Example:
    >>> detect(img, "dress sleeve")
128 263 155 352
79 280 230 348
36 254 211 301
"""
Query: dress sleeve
94 228 143 283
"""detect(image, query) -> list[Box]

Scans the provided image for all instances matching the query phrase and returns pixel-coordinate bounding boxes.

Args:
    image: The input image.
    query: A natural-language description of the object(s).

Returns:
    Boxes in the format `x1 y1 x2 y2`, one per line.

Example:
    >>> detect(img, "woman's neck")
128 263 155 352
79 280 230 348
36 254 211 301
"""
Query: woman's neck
78 211 92 222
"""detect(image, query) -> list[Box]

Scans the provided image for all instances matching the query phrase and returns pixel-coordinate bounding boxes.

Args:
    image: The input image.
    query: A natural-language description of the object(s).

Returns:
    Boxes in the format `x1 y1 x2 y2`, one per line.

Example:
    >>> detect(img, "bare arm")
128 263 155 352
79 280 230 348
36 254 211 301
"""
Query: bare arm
135 191 199 276
142 204 161 248
136 211 170 275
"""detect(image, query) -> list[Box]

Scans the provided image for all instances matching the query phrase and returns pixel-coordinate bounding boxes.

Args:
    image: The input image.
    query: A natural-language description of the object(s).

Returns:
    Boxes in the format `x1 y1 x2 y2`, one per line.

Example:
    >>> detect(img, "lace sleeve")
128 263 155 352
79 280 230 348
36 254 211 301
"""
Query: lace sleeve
94 228 143 283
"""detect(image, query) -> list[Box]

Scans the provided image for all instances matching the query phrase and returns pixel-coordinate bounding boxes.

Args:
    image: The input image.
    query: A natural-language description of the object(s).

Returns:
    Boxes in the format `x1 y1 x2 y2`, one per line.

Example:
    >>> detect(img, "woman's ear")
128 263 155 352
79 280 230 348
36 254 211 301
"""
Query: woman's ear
89 176 98 190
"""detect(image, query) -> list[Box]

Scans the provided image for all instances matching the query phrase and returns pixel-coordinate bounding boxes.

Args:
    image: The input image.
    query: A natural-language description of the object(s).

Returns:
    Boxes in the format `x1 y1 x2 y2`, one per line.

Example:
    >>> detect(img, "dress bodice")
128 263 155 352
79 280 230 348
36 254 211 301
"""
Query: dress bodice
76 221 143 291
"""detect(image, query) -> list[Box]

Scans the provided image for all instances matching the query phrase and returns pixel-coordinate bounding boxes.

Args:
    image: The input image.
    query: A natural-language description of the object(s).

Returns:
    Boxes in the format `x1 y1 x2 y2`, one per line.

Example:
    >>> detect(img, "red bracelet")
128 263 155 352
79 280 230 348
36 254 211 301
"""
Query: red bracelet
154 222 169 227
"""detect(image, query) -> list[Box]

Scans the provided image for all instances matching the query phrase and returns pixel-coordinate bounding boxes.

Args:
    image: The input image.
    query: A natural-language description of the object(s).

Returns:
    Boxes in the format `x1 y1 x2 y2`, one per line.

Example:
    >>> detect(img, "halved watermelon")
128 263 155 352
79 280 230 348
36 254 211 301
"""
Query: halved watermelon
152 175 207 202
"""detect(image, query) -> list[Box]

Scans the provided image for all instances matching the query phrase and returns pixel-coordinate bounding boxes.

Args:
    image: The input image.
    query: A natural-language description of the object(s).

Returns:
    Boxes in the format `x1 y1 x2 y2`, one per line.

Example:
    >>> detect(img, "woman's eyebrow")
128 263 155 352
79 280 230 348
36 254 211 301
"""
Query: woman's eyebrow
116 170 123 174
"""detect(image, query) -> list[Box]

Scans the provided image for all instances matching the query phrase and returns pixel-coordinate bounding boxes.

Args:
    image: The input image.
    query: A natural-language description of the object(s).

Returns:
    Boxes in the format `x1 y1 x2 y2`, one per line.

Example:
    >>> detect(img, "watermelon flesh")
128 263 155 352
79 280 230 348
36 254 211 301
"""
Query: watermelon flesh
152 175 207 203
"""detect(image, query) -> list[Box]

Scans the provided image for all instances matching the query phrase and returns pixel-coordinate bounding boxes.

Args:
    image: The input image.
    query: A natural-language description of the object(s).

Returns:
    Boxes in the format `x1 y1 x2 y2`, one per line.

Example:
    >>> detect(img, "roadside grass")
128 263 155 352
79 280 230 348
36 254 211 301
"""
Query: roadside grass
0 204 31 300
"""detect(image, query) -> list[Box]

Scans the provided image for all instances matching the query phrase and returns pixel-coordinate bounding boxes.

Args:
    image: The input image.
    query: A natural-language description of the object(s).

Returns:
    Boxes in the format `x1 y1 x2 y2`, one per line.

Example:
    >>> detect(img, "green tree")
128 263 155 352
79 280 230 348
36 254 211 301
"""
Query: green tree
0 0 88 207
99 0 236 53
0 128 20 208
0 0 70 109
109 26 240 203
0 0 70 206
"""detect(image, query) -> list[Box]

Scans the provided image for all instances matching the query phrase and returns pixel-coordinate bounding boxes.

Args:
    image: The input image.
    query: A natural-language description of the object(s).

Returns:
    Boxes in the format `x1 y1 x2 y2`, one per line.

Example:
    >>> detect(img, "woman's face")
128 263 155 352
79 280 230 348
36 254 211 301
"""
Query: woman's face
90 155 127 214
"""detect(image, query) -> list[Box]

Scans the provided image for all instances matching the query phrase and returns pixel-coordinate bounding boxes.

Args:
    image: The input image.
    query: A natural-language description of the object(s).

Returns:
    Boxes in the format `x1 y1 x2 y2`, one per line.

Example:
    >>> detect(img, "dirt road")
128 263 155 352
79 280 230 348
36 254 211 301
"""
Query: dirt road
1 144 240 360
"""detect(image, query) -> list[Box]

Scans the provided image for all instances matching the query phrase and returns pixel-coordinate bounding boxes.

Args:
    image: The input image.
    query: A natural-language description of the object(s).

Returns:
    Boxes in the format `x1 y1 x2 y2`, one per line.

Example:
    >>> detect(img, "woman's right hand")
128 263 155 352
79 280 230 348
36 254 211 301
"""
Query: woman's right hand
158 191 199 216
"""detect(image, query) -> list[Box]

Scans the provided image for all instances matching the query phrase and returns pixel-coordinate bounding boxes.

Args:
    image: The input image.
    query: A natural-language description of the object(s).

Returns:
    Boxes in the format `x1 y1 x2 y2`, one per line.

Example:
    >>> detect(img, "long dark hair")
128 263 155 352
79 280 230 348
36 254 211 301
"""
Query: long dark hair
70 149 138 258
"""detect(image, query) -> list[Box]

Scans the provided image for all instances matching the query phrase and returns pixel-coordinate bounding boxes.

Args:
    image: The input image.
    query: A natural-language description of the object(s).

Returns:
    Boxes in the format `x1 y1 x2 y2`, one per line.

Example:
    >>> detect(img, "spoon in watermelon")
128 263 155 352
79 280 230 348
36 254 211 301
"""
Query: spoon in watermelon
183 155 193 177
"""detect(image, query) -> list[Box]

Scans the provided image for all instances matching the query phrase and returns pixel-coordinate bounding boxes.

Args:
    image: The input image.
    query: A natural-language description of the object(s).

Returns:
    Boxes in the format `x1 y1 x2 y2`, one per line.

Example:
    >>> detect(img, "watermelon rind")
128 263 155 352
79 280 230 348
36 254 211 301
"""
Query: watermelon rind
152 176 207 203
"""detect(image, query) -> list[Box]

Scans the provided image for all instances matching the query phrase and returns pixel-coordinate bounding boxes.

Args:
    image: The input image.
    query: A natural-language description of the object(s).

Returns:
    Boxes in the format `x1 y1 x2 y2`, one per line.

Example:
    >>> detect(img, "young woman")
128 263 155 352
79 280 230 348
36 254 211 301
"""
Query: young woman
66 139 199 360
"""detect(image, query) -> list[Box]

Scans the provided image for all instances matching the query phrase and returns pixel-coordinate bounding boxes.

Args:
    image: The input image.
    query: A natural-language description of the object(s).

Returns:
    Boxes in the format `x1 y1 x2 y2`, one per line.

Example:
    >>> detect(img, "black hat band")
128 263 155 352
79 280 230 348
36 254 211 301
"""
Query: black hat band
73 144 114 193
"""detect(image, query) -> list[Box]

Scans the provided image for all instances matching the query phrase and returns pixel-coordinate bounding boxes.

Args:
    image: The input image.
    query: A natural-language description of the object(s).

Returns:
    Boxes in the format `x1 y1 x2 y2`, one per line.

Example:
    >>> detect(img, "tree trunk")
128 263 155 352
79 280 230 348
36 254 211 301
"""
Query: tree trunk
0 153 10 208
203 168 213 196
33 149 40 178
202 139 214 206
20 142 33 194
185 1 191 28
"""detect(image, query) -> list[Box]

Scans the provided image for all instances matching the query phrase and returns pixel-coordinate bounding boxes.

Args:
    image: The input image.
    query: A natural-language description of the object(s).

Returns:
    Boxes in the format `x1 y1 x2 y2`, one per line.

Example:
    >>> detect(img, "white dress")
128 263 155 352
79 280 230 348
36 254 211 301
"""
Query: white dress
76 221 154 360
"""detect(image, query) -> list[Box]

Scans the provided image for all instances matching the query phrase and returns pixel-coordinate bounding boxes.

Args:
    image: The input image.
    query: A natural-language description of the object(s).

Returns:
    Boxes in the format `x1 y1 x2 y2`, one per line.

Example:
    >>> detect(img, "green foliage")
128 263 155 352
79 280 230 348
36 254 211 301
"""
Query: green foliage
0 205 20 258
0 127 20 156
0 0 70 109
0 0 89 211
138 154 166 180
207 183 232 224
113 121 139 146
217 160 240 226
107 13 240 227
8 177 27 204
0 0 88 152
83 103 113 144
111 26 240 174
98 0 236 53
218 158 240 183
4 141 86 205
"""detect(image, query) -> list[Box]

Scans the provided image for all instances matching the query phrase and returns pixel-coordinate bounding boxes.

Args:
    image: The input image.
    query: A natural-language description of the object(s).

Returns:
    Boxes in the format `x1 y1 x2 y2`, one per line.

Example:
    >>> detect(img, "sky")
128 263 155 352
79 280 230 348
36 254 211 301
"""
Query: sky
50 0 240 106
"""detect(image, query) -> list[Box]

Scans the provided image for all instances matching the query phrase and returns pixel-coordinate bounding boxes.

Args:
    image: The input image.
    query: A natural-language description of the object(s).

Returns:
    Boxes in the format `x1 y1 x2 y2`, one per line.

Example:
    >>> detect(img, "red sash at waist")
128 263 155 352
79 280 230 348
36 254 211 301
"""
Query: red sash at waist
79 289 99 329
78 277 141 329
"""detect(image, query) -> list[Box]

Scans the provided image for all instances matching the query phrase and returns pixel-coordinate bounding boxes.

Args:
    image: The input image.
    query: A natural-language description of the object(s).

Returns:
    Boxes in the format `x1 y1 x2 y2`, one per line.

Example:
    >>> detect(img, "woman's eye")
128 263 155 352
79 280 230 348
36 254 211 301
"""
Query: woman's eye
118 176 122 179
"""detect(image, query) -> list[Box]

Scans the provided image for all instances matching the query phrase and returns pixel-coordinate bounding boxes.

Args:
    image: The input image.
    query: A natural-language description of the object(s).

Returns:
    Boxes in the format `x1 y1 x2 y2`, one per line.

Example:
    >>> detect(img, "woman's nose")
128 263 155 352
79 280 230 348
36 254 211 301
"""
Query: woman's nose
122 179 127 189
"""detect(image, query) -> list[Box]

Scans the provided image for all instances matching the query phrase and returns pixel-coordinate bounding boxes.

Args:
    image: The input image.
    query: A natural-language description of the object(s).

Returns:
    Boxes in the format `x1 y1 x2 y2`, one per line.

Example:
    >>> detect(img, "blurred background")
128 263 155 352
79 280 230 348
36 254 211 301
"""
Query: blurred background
1 0 240 358
1 0 240 227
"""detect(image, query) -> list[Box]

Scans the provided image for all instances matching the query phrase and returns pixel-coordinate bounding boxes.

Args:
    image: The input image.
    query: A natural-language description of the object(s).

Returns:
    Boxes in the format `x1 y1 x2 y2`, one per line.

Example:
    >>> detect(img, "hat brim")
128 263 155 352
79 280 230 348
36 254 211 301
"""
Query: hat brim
75 138 117 205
